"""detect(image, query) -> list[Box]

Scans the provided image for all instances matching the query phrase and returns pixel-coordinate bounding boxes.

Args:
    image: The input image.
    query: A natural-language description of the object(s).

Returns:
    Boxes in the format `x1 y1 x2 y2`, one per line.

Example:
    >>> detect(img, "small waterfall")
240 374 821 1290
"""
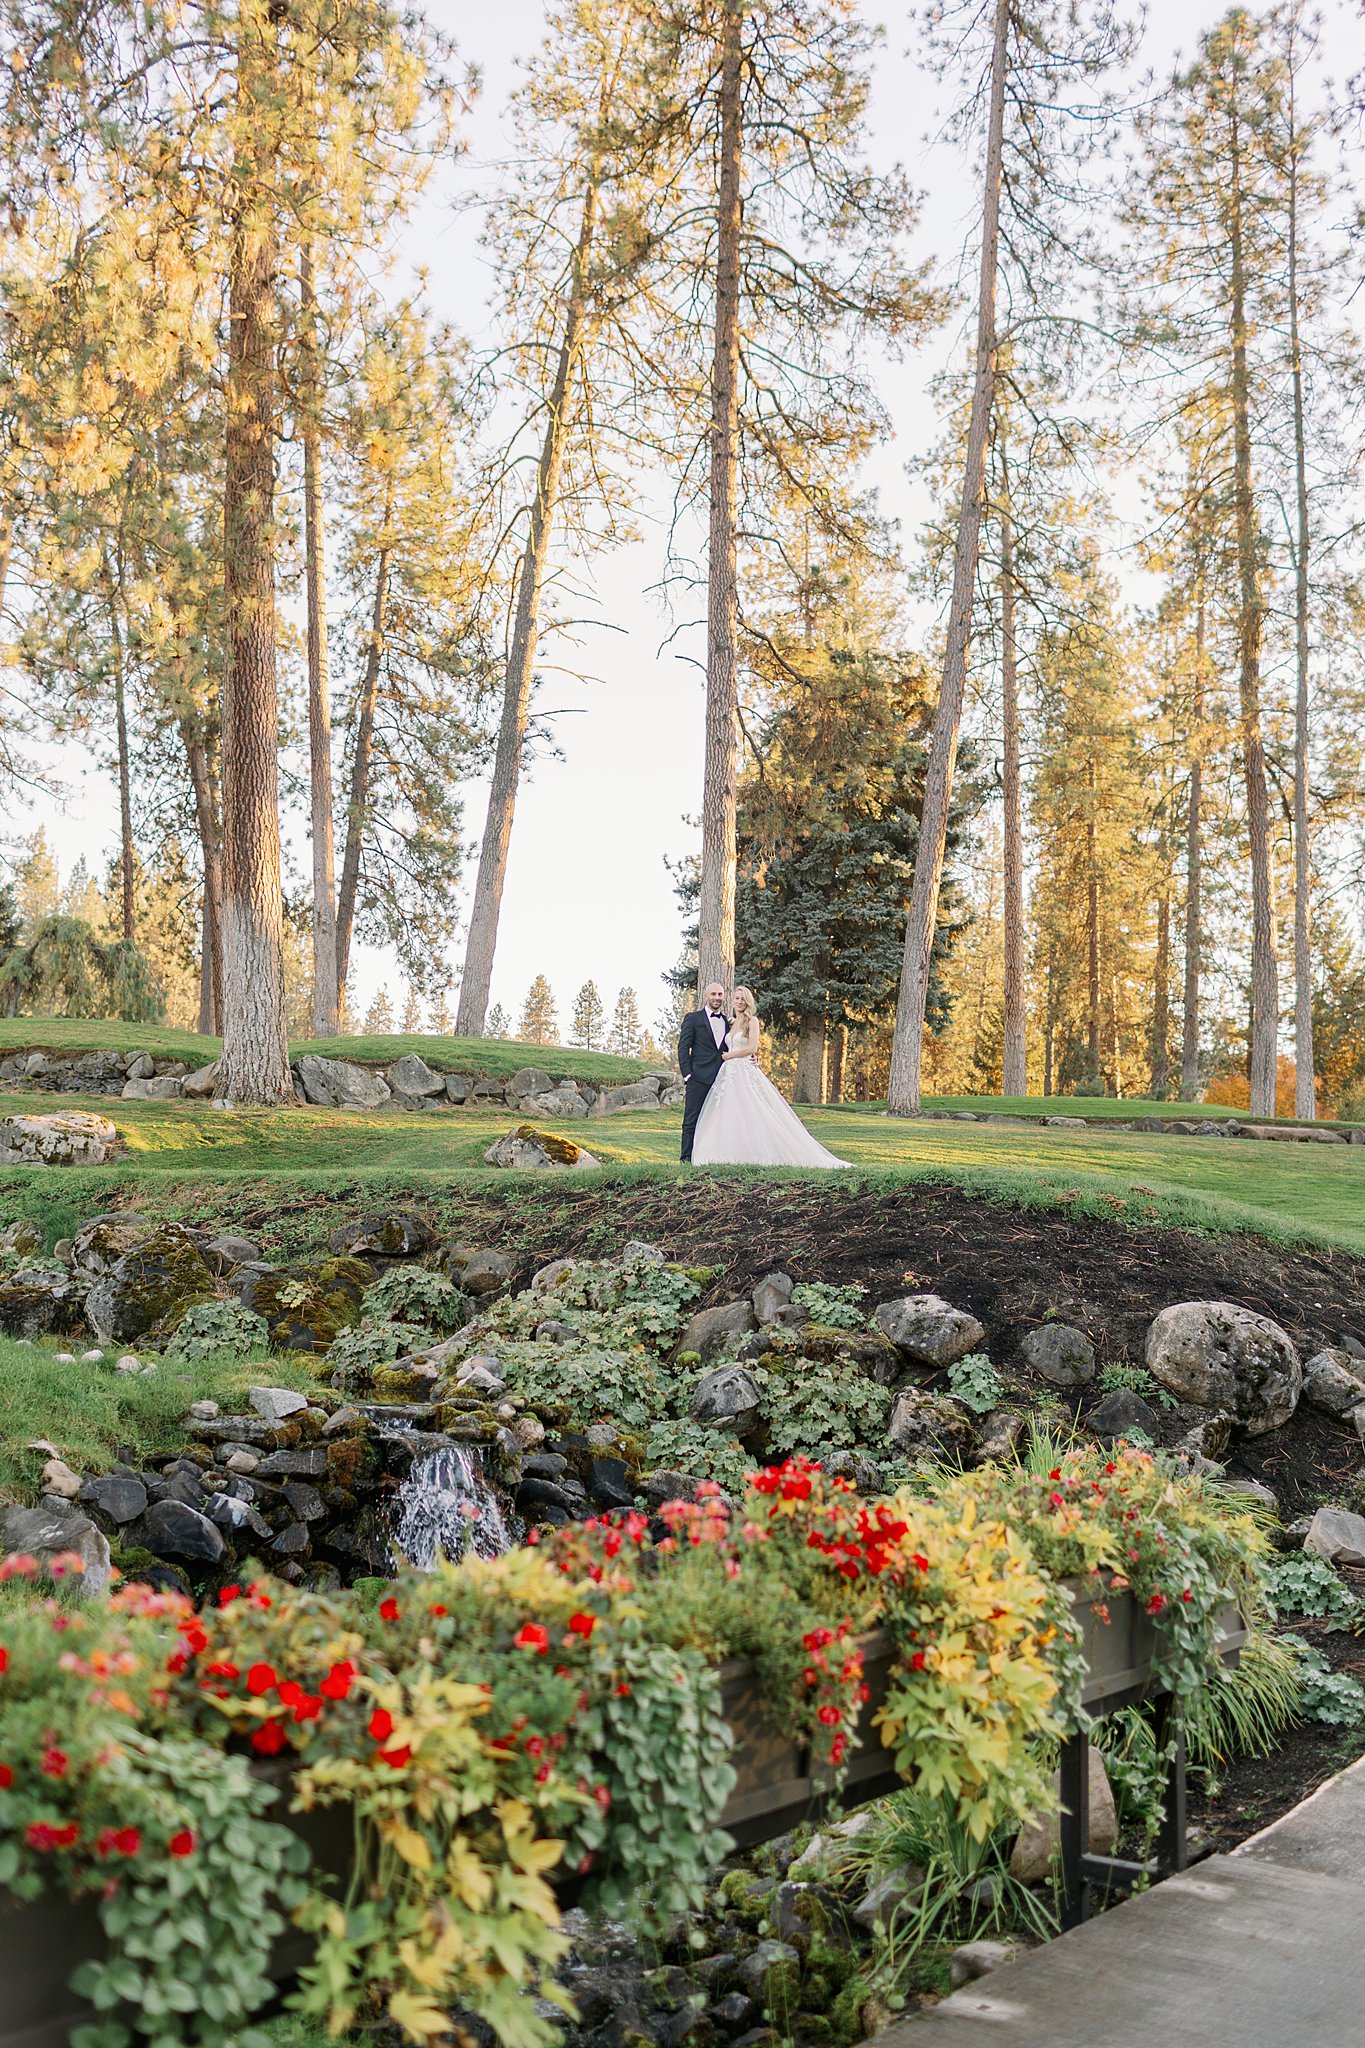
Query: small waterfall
391 1442 514 1571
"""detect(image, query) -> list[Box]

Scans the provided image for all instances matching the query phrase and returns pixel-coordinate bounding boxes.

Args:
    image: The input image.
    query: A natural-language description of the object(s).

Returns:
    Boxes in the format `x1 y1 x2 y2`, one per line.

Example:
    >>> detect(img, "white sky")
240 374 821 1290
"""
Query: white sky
13 0 1362 1035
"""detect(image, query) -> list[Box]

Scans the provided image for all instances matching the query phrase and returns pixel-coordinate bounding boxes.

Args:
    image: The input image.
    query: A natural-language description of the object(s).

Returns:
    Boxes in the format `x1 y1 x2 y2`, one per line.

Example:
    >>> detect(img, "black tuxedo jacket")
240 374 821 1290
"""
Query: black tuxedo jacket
678 1008 731 1085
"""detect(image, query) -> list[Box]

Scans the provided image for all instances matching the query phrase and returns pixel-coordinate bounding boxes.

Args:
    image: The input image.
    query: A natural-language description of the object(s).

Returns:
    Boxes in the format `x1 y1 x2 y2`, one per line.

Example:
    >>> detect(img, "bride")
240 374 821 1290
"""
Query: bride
692 987 849 1169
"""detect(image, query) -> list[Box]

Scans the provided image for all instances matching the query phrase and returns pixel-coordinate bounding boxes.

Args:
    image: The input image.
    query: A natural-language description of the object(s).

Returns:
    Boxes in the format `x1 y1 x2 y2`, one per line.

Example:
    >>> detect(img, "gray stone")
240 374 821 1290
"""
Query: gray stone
887 1390 975 1460
248 1385 311 1424
621 1240 666 1265
444 1245 515 1295
199 1233 261 1276
443 1073 473 1103
470 1077 510 1101
690 1364 764 1440
531 1257 577 1293
1044 1115 1088 1128
224 1450 260 1475
81 1472 149 1524
1302 1350 1365 1419
1242 1122 1346 1144
0 1220 43 1259
1173 1412 1233 1462
1020 1323 1096 1387
1146 1301 1301 1435
125 1052 155 1080
591 1080 666 1116
1217 1479 1278 1513
852 1864 926 1931
206 1493 272 1542
40 1457 82 1499
322 1406 364 1436
509 1067 556 1099
1089 1388 1159 1440
387 1052 446 1097
70 1213 154 1279
752 1272 795 1325
256 1446 329 1478
121 1074 183 1100
874 1293 986 1368
0 1110 120 1165
181 1062 220 1099
676 1299 757 1361
1009 1749 1117 1881
0 1500 111 1594
638 1470 700 1510
483 1128 600 1170
949 1942 1019 1991
328 1209 433 1257
736 1942 800 2003
977 1410 1028 1462
294 1054 392 1109
0 1269 87 1337
455 1358 509 1396
509 1411 545 1452
271 1522 311 1556
1303 1507 1365 1569
282 1482 326 1521
535 1318 577 1344
519 1086 588 1119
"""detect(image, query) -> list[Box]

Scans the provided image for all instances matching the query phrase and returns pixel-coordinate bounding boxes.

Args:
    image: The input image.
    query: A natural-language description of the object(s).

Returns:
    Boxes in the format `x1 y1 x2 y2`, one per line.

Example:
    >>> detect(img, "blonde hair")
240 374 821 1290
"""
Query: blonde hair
732 986 757 1023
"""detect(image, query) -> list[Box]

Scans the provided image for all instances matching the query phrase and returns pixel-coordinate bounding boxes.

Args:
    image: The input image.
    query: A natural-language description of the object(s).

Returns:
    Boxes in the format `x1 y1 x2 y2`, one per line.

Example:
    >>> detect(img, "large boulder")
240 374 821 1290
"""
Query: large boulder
483 1126 600 1170
689 1364 764 1440
519 1087 588 1120
131 1499 226 1566
386 1052 445 1098
1303 1507 1365 1568
1302 1349 1365 1421
181 1062 221 1099
84 1224 212 1344
294 1055 391 1109
328 1210 433 1258
509 1067 556 1099
874 1294 986 1370
234 1257 371 1351
121 1075 183 1100
0 1269 88 1337
0 1111 119 1165
1145 1301 1301 1435
886 1390 975 1461
676 1299 757 1361
0 1500 112 1595
1020 1323 1096 1388
70 1212 155 1280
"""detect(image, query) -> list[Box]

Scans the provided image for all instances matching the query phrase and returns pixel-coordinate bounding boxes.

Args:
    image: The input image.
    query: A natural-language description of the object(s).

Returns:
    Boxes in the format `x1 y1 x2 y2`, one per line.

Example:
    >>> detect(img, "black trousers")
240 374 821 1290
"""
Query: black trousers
680 1075 715 1162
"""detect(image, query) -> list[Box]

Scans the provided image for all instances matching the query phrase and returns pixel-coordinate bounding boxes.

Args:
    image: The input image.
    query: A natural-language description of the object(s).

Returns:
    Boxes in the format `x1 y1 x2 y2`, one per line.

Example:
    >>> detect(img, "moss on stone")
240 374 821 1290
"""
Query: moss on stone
325 1435 378 1491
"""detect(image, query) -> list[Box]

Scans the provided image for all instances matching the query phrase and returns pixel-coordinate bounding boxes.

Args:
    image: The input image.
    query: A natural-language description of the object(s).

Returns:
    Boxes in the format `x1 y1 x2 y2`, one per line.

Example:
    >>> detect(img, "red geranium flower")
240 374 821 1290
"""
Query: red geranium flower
250 1719 288 1755
817 1704 841 1727
168 1830 195 1857
1146 1592 1166 1617
379 1597 400 1622
245 1662 278 1697
97 1826 141 1858
514 1623 550 1654
910 1651 927 1672
40 1747 68 1779
567 1613 595 1639
368 1708 394 1743
26 1821 79 1850
218 1585 242 1607
0 1764 12 1789
378 1745 412 1769
0 1646 8 1673
319 1661 356 1701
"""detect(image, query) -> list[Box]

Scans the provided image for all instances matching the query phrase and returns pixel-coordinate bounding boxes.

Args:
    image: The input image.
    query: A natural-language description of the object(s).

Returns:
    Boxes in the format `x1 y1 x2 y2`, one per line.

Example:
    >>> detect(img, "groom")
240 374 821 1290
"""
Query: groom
677 981 730 1163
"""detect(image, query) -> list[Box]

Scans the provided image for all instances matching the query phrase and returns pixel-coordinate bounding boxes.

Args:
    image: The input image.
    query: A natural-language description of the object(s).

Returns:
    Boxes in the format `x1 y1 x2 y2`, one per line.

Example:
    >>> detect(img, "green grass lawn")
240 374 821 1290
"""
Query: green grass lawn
0 1335 322 1499
0 1017 649 1083
2 1087 1364 1256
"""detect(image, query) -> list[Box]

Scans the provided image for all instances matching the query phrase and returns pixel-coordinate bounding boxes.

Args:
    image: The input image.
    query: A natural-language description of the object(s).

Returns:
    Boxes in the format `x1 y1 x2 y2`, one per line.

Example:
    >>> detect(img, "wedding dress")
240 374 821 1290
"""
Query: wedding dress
691 1035 850 1169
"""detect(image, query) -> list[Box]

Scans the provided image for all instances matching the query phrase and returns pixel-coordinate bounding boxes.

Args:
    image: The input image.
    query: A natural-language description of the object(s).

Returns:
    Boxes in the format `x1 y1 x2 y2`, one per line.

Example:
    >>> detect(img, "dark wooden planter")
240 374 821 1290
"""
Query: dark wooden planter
0 1581 1248 2046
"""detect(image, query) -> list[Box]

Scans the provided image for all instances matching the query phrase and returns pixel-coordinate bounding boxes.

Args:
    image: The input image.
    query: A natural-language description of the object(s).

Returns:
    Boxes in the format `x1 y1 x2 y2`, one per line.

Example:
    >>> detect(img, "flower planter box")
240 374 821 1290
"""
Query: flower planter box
0 1582 1248 2047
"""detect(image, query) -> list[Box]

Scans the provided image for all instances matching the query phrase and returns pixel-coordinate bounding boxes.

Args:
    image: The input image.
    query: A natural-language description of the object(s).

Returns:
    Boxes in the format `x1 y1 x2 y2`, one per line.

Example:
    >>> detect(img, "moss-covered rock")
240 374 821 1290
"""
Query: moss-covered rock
85 1225 213 1344
325 1435 379 1491
238 1255 372 1351
797 1324 902 1380
0 1268 87 1337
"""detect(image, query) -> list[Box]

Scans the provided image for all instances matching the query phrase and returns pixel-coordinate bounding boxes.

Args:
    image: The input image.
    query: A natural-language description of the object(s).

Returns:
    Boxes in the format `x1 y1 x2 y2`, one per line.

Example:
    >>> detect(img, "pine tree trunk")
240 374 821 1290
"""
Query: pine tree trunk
1151 879 1171 1098
217 62 292 1105
887 0 1008 1113
1086 759 1100 1084
335 534 392 996
696 0 744 999
999 442 1026 1097
1286 72 1315 1119
100 553 136 941
792 1014 826 1105
301 241 339 1039
1228 111 1278 1119
456 182 600 1036
1180 597 1205 1100
181 725 223 1038
827 1024 846 1104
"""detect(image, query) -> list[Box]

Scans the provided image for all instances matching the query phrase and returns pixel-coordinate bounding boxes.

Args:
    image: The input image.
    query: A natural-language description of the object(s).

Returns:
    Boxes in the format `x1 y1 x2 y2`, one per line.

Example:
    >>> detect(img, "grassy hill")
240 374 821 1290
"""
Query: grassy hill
0 1018 650 1084
1 1089 1363 1257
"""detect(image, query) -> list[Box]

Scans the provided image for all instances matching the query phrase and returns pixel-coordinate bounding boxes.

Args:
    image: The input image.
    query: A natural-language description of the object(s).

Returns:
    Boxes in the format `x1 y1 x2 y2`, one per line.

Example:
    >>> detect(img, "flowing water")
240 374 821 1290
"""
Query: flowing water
391 1441 514 1571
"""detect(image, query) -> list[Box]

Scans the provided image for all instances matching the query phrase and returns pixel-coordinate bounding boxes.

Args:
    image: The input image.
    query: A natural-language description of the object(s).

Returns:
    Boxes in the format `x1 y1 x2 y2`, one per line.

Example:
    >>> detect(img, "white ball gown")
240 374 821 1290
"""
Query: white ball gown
691 1037 850 1169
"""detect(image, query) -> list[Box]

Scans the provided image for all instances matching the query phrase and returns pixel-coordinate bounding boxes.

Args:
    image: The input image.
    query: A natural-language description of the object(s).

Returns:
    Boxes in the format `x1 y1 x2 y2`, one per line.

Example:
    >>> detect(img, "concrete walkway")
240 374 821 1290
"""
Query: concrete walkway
882 1756 1365 2047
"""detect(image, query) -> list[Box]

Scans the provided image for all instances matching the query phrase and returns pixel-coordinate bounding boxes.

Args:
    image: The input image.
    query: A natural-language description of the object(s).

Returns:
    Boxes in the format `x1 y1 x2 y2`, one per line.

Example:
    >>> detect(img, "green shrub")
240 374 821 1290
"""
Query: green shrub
946 1353 1002 1416
1266 1551 1360 1625
1280 1635 1365 1726
363 1265 468 1335
790 1280 867 1330
163 1299 270 1366
325 1319 430 1379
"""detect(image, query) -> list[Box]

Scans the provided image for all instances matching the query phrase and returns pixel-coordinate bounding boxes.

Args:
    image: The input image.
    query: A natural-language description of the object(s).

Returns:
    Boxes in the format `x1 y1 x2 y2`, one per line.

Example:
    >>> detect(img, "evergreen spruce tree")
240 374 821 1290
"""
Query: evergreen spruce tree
610 986 642 1057
519 976 558 1045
